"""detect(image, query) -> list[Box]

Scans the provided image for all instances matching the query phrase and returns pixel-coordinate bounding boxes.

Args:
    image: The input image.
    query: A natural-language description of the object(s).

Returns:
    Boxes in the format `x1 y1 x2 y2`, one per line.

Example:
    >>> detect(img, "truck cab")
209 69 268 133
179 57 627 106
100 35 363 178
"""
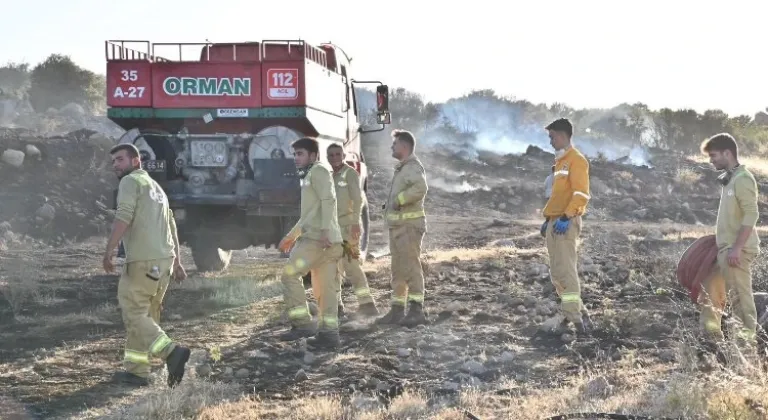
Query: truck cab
105 39 391 271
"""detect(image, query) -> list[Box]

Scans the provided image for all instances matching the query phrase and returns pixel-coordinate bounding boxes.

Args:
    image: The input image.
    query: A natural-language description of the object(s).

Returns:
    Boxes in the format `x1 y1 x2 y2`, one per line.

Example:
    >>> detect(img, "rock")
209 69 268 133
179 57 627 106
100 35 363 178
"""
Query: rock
303 352 315 364
235 368 250 379
196 364 212 377
1 149 24 167
397 348 411 358
540 315 566 332
295 369 309 382
222 367 234 377
35 204 55 223
461 360 486 375
25 144 41 158
500 351 515 363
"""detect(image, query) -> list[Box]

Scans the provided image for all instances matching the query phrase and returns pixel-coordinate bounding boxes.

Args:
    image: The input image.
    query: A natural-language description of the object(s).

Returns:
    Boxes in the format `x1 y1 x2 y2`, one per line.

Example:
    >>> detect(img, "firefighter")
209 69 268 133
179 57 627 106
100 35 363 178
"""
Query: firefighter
103 143 191 388
326 143 380 318
698 133 760 346
278 137 344 349
375 129 429 327
540 118 592 336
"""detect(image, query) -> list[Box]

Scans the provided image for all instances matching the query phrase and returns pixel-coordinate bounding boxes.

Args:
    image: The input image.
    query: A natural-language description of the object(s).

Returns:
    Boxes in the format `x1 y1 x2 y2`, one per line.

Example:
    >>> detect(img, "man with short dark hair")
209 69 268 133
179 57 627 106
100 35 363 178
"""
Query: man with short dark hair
541 118 592 338
326 143 379 319
698 132 760 346
278 137 344 349
104 143 190 388
375 129 429 327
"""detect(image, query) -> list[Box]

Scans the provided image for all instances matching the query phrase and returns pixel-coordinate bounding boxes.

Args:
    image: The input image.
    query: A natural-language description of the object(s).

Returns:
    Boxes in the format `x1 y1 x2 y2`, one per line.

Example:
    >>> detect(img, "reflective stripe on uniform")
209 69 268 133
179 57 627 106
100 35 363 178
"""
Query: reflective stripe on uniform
554 170 569 177
573 191 590 199
149 334 173 355
321 315 339 328
124 349 149 365
738 328 757 341
288 305 310 320
391 296 406 305
355 287 372 298
283 257 308 276
704 320 721 332
386 210 426 221
408 293 424 303
561 293 581 304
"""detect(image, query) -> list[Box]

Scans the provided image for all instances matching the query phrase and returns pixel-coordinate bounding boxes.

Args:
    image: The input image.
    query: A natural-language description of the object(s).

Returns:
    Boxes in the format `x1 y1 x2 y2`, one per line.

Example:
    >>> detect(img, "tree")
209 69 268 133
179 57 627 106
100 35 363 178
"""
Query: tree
28 54 103 113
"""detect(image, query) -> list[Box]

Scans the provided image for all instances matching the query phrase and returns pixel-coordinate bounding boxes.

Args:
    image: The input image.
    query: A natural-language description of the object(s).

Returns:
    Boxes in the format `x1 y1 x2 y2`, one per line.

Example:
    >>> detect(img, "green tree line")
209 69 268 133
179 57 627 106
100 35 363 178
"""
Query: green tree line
0 54 105 114
357 87 768 157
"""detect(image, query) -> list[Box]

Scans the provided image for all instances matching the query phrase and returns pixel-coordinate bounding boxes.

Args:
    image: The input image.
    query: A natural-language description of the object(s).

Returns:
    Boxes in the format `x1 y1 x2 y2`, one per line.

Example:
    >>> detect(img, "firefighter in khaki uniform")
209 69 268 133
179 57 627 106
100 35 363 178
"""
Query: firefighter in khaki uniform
327 144 380 318
102 143 191 388
376 129 429 327
540 118 593 336
698 133 760 346
278 137 344 350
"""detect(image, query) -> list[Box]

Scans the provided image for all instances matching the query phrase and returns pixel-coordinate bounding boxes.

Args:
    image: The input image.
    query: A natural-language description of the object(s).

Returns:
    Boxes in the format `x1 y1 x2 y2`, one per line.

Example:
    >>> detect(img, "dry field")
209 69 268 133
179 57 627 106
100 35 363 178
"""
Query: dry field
3 134 768 419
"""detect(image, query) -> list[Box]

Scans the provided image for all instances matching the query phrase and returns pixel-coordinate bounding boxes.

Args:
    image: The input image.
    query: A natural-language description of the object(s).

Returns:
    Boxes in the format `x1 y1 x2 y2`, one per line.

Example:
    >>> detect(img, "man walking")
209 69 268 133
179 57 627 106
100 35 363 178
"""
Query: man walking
698 133 761 346
103 143 190 388
278 137 344 349
327 144 379 318
375 129 429 328
540 118 592 336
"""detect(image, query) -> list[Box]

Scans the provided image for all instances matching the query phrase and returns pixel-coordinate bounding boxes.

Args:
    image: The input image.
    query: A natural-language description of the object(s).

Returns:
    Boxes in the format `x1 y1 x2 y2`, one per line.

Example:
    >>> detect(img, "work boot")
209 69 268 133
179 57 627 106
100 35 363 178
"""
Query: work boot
307 330 341 350
577 312 594 336
400 302 429 328
279 321 318 341
356 302 380 318
165 345 191 388
374 305 405 325
111 371 149 387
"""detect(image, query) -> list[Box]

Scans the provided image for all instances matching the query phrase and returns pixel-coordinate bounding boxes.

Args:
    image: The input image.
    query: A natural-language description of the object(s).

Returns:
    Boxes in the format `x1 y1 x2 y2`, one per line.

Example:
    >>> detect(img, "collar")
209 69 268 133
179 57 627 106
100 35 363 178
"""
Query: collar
297 162 315 179
718 164 743 186
554 145 573 161
395 153 417 170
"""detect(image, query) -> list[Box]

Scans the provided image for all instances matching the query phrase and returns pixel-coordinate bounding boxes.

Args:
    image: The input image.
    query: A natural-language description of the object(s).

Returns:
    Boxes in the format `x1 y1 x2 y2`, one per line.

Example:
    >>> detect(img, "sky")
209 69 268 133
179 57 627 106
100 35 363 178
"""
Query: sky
1 0 767 117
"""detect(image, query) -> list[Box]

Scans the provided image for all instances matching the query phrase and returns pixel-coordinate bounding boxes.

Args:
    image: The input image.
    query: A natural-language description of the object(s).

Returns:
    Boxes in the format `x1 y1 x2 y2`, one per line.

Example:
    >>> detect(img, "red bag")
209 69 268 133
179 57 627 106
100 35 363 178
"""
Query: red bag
676 235 718 303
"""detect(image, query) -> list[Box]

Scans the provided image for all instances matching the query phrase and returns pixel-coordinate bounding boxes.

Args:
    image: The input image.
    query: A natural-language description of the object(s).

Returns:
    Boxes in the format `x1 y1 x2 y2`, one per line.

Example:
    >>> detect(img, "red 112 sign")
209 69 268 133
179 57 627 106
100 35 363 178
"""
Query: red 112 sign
267 69 298 100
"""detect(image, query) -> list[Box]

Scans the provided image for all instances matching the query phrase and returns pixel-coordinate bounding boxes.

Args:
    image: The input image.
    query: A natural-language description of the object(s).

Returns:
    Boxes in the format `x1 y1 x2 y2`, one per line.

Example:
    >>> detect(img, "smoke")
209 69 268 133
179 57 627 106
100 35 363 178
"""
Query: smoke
423 93 654 168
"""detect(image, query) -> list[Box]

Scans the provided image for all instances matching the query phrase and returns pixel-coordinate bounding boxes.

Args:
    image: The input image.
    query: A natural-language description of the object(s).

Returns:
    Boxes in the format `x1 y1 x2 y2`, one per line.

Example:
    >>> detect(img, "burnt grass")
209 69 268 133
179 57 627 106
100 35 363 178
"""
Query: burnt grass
3 139 768 417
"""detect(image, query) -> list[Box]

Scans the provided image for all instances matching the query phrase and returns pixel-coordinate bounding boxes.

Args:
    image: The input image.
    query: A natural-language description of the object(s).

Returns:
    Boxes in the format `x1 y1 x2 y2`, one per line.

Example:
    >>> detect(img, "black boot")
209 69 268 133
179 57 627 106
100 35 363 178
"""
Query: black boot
356 302 380 318
374 305 405 325
400 302 429 328
307 330 341 350
279 321 317 341
165 345 191 388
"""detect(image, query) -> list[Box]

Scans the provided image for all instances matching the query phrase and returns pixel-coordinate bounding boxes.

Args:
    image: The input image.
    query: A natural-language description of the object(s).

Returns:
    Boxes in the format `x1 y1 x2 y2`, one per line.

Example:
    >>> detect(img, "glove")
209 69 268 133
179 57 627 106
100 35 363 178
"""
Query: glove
540 220 548 237
341 240 360 262
553 216 570 235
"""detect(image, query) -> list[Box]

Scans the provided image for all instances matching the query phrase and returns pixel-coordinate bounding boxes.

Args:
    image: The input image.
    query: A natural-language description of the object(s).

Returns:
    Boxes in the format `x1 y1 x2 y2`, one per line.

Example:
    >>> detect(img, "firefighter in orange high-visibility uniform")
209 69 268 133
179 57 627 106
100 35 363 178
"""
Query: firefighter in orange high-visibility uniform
540 118 593 337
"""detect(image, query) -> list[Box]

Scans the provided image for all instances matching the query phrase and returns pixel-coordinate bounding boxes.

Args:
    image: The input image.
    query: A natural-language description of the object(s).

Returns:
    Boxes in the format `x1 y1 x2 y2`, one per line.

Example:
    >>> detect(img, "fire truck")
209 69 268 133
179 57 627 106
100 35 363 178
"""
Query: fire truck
105 40 391 271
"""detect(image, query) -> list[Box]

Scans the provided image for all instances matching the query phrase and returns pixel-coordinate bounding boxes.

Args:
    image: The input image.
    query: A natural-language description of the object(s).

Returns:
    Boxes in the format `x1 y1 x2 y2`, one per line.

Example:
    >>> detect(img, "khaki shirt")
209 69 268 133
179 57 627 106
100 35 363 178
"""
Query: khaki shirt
385 154 428 229
115 169 176 263
716 165 760 253
333 163 363 227
287 161 343 243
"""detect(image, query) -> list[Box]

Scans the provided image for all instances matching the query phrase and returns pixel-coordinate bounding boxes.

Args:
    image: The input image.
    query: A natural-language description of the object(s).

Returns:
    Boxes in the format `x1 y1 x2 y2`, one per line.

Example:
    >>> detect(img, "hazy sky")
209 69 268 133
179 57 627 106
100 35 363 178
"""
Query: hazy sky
2 0 766 116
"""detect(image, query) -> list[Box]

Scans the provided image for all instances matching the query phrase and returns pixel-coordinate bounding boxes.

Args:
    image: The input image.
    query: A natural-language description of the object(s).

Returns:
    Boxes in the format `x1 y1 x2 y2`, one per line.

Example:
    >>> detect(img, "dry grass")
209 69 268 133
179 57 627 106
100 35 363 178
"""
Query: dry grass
675 166 703 186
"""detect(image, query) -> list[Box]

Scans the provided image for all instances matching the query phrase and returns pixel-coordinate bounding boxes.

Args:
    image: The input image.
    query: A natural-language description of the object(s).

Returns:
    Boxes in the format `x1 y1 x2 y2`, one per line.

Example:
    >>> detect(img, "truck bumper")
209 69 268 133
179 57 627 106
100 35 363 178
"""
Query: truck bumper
168 194 300 217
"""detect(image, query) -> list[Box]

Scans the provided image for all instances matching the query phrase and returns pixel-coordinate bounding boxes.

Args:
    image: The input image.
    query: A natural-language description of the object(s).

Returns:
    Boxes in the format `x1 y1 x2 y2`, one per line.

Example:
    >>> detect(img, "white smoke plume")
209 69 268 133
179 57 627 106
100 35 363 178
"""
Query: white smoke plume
421 93 654 168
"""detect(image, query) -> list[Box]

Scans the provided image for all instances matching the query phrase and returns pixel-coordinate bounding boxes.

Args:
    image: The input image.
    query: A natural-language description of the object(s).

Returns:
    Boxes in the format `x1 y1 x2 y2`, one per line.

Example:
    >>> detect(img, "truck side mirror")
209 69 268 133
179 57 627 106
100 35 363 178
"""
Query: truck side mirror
376 85 390 125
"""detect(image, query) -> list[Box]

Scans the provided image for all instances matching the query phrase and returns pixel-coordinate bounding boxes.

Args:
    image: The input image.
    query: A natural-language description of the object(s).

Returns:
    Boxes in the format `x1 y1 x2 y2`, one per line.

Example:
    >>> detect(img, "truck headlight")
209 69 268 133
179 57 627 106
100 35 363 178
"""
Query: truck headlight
190 140 228 167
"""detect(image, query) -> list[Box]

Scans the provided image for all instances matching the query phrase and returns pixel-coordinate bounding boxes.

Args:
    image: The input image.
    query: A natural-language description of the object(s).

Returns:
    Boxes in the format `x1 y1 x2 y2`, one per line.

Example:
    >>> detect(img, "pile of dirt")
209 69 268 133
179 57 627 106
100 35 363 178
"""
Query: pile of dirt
0 127 119 248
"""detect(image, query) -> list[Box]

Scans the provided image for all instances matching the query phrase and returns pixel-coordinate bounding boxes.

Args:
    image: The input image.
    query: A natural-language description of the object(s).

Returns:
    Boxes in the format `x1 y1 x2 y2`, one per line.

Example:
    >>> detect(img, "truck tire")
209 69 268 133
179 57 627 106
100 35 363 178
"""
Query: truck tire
191 239 232 272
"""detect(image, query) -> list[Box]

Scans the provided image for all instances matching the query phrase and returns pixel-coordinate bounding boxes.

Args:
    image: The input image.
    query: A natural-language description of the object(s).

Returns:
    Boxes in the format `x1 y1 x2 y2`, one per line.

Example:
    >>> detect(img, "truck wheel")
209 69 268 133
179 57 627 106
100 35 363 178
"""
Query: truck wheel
360 200 371 261
191 239 232 272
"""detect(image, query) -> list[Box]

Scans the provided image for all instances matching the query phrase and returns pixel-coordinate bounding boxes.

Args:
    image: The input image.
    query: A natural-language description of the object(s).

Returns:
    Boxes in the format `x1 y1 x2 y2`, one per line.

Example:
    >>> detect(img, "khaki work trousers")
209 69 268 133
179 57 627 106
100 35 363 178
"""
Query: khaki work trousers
117 258 177 378
281 237 343 331
337 224 376 308
389 223 426 306
699 247 758 342
545 215 585 324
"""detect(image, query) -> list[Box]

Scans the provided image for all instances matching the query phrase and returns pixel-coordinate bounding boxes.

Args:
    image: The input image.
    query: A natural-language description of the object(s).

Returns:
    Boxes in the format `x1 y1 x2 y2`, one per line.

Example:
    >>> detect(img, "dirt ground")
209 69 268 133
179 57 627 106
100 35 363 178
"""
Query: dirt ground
2 136 768 419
